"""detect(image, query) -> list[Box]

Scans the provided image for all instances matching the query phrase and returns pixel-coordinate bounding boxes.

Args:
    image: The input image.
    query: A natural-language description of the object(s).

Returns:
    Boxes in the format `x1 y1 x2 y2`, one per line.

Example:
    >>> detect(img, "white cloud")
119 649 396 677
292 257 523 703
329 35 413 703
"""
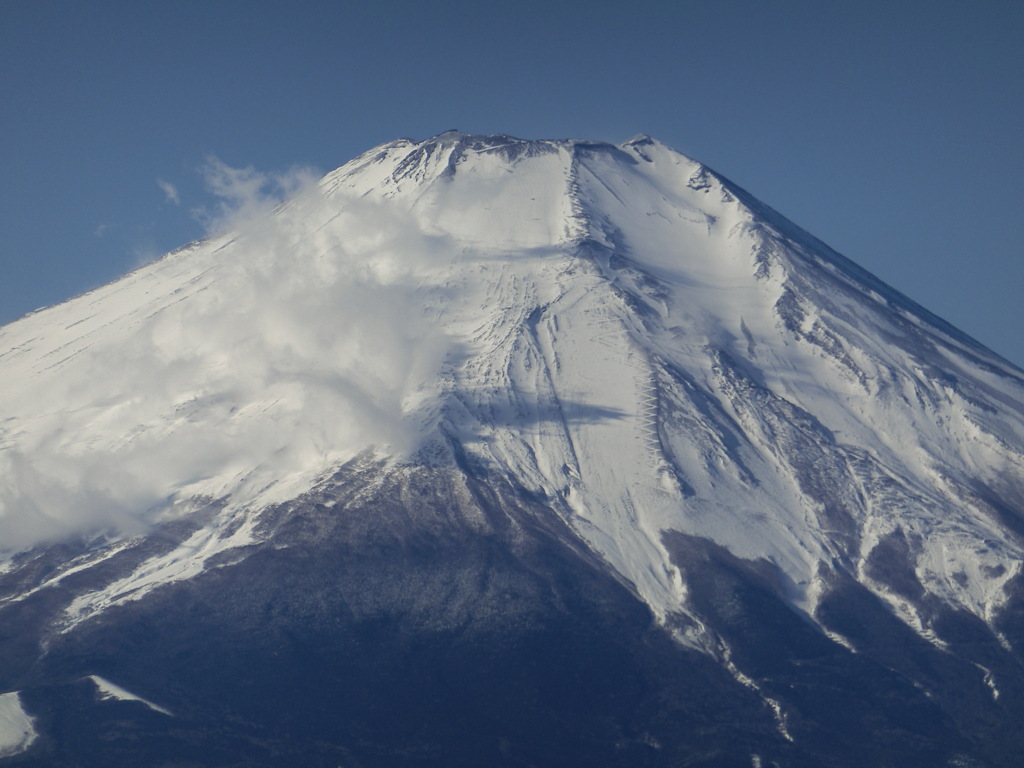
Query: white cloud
157 178 180 205
0 159 458 552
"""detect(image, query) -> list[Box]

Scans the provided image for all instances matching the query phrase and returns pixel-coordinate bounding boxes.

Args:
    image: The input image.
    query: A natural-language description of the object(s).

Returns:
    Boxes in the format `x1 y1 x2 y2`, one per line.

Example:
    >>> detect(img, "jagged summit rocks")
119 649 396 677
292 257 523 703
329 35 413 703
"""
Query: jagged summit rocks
1 132 1023 766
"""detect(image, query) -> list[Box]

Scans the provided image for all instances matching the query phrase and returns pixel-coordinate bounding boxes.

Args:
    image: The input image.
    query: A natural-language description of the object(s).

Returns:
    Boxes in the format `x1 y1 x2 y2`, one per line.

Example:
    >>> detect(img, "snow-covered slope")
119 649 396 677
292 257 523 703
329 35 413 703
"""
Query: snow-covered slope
2 131 1023 663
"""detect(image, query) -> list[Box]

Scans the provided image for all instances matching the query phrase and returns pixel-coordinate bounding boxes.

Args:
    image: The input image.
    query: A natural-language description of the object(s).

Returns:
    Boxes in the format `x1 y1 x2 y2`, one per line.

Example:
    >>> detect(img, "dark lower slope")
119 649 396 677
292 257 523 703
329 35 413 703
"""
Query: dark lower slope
665 532 1023 767
1 452 1019 767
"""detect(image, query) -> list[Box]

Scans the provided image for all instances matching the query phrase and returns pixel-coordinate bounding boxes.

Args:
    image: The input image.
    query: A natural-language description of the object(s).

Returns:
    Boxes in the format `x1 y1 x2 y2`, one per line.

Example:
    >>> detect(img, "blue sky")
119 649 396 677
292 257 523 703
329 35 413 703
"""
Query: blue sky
2 0 1022 365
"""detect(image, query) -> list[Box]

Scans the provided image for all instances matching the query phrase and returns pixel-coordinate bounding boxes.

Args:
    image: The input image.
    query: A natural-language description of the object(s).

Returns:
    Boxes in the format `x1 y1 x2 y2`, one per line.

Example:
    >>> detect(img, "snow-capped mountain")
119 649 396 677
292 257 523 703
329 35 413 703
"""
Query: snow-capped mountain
1 132 1023 766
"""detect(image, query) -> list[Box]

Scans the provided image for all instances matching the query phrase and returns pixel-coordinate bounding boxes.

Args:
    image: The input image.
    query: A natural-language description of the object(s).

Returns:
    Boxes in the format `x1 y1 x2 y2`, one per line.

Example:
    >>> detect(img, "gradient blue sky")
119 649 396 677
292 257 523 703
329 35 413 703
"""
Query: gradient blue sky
3 0 1022 365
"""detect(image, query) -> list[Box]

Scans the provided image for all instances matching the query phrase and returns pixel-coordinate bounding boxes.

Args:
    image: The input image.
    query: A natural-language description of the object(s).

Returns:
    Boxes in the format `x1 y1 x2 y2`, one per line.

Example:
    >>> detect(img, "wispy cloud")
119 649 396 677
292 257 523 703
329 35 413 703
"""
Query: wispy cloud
191 157 319 235
157 178 180 205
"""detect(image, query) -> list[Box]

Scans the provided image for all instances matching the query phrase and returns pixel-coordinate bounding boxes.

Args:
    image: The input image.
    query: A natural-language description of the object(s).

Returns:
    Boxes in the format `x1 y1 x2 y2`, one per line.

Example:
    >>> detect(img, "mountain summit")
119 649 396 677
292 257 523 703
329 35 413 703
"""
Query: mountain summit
2 132 1024 766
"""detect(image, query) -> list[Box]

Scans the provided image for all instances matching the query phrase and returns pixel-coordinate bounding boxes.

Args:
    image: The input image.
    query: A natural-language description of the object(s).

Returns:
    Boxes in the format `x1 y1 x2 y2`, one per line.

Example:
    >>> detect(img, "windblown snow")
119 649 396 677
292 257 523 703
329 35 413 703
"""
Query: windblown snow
2 131 1024 653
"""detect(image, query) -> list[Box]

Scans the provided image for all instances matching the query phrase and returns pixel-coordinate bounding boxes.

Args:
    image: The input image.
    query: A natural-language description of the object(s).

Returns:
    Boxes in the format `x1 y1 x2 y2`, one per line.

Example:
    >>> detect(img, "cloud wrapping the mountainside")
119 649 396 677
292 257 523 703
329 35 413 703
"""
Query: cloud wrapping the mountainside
192 157 320 234
0 163 457 552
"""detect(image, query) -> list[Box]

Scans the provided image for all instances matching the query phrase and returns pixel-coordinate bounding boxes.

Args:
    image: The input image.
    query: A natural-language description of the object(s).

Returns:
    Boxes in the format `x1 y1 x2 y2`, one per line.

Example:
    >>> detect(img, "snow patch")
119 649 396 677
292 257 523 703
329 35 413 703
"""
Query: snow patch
723 655 793 743
0 692 37 758
63 506 260 630
87 675 172 716
974 663 1000 701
